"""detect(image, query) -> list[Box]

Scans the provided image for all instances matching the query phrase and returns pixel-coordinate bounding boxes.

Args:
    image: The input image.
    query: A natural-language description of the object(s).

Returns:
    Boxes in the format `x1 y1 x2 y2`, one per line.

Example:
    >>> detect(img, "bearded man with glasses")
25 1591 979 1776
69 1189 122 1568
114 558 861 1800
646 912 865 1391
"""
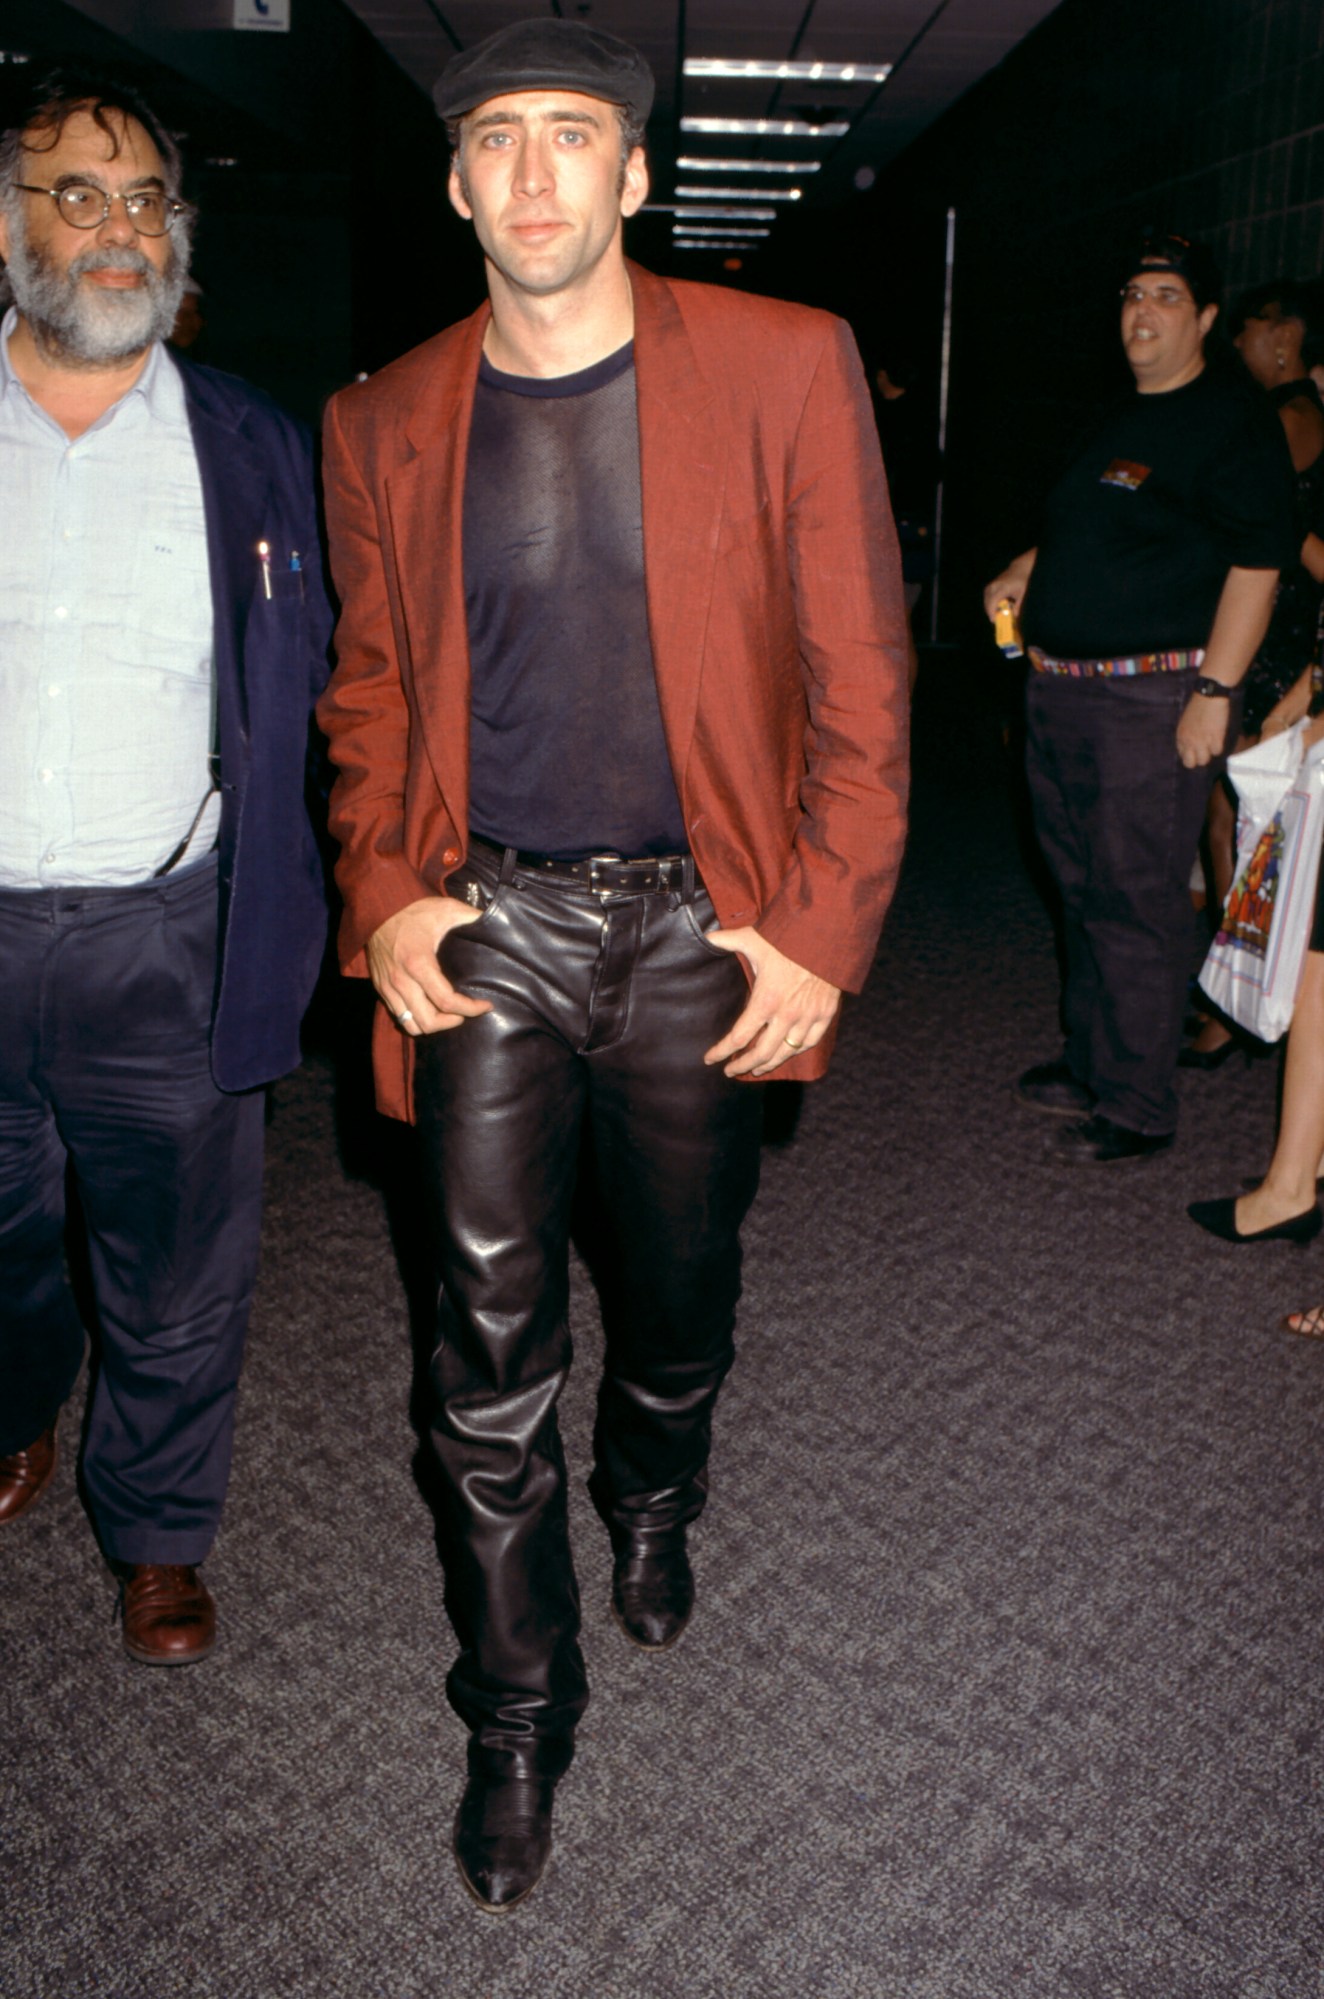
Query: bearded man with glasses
987 233 1297 1166
0 71 332 1663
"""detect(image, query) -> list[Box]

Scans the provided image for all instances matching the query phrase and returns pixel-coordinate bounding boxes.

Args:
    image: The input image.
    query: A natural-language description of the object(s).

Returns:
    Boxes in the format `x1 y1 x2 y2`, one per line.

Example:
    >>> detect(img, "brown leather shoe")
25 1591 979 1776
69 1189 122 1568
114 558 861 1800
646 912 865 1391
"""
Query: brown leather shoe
0 1426 58 1525
121 1564 216 1666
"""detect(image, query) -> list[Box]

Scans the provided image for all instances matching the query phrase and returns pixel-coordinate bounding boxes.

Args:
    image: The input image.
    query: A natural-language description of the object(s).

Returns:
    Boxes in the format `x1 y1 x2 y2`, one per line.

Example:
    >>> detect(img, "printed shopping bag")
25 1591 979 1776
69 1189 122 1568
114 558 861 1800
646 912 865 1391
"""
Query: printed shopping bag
1198 721 1324 1042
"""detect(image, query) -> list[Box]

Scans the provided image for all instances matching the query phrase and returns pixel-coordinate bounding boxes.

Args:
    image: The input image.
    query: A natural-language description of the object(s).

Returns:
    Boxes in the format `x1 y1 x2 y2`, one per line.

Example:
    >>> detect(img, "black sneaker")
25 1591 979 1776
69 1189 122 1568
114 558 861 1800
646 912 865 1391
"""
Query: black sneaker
1057 1114 1173 1166
1016 1059 1094 1117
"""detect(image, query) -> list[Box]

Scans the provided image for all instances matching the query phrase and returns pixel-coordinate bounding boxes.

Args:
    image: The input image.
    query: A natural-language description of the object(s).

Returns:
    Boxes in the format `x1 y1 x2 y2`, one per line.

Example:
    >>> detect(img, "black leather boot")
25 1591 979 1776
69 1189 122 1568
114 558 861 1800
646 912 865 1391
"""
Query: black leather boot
453 1739 565 1914
611 1533 695 1650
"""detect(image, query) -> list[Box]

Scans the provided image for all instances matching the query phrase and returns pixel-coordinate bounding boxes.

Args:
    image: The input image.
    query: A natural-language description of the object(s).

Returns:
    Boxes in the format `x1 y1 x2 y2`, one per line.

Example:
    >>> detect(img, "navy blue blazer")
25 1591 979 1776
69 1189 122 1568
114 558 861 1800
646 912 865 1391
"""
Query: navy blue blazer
178 356 333 1093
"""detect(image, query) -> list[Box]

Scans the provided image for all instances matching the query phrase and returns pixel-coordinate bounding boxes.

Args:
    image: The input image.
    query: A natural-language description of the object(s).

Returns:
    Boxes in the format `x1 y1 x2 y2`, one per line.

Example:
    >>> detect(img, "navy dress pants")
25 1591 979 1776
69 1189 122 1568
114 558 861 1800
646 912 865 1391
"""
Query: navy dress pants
413 843 764 1767
1025 668 1239 1137
0 857 265 1563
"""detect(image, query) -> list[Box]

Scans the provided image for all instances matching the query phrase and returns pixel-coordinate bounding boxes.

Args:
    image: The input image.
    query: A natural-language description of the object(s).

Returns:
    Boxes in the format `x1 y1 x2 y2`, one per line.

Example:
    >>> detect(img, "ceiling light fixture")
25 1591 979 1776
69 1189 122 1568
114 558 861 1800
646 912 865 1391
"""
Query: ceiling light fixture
646 204 777 220
685 59 890 83
681 118 850 139
674 186 802 202
676 158 820 174
673 226 772 239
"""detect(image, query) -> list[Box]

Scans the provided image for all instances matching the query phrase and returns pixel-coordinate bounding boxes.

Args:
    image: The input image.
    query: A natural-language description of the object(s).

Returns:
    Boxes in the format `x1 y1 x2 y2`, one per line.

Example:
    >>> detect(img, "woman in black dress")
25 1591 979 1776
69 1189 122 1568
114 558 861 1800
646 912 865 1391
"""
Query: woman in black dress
1185 280 1324 1066
1186 283 1324 1301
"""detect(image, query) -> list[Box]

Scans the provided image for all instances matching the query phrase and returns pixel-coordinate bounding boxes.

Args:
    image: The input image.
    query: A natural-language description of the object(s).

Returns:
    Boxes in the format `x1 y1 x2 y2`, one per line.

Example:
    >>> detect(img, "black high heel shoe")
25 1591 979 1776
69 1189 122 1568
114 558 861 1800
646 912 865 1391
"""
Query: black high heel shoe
1178 1036 1249 1072
1187 1197 1323 1245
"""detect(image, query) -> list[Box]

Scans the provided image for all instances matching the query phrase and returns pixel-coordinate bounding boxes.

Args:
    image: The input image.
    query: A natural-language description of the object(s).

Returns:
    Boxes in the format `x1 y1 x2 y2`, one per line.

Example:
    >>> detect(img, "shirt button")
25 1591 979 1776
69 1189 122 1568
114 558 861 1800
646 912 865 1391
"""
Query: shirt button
39 768 53 783
443 846 460 866
44 850 57 864
53 606 68 621
48 685 61 697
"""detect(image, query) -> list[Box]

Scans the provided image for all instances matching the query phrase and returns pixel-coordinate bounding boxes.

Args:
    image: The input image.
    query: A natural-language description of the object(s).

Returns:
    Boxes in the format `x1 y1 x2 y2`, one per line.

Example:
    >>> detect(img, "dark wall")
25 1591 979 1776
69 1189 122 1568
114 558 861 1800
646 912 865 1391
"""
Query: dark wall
766 0 1324 649
14 0 1321 481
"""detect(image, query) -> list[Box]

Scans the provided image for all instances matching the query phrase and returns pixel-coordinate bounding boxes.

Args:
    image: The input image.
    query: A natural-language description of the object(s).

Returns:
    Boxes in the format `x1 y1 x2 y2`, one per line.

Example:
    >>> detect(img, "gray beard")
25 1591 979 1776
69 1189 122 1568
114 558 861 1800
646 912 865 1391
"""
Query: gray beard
3 208 189 369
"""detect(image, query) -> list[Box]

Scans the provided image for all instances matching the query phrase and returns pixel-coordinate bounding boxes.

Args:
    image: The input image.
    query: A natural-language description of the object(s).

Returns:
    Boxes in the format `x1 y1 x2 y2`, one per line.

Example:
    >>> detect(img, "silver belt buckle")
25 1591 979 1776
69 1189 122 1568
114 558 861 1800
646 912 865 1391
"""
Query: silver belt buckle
588 852 623 893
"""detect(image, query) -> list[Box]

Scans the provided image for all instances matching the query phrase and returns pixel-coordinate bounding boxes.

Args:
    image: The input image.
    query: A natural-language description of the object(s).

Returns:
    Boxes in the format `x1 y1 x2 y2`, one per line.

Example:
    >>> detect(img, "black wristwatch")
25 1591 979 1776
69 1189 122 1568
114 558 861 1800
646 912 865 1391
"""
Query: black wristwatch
1192 676 1232 698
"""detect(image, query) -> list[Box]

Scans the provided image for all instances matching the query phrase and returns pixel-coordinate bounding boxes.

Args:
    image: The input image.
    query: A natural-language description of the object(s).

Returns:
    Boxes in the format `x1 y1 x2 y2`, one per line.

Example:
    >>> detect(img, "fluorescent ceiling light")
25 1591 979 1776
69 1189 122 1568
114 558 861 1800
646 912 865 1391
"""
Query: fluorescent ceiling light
674 186 801 201
685 59 890 83
647 204 776 220
674 242 760 252
681 118 849 138
674 229 771 241
677 158 820 174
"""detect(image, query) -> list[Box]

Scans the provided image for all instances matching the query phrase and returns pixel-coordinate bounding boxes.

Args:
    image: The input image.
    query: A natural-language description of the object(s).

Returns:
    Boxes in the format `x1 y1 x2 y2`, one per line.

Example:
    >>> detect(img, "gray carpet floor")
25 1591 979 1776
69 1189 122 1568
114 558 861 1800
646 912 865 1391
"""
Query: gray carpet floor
5 689 1324 1998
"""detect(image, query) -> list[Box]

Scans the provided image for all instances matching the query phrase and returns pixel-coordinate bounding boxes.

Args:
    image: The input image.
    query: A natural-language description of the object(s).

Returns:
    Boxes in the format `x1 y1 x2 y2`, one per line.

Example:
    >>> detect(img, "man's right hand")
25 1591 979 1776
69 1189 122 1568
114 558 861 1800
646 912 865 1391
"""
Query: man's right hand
366 896 494 1038
982 548 1037 624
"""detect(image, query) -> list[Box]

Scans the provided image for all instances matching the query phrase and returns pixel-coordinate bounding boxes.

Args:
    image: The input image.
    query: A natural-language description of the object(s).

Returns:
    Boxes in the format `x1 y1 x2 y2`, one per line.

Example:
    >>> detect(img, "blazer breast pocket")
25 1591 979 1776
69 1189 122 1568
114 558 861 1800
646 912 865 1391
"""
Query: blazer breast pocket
260 568 306 604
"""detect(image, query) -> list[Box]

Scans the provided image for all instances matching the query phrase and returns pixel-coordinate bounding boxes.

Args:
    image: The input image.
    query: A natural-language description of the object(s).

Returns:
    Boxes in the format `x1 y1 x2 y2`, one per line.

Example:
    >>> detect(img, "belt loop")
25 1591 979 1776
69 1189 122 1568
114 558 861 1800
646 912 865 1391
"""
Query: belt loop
680 854 696 904
499 845 519 887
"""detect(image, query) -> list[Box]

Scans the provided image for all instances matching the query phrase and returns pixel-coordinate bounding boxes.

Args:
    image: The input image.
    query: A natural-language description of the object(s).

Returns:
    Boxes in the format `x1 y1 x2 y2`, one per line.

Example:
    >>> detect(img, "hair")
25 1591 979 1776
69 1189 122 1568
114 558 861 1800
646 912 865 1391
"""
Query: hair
0 66 185 204
1230 277 1324 371
446 100 646 194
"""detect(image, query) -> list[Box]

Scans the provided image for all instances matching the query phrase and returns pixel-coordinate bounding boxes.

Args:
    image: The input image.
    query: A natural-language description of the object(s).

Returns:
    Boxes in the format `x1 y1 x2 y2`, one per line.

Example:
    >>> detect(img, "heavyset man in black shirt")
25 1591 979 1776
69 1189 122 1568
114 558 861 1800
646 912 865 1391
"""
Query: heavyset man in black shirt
987 233 1296 1165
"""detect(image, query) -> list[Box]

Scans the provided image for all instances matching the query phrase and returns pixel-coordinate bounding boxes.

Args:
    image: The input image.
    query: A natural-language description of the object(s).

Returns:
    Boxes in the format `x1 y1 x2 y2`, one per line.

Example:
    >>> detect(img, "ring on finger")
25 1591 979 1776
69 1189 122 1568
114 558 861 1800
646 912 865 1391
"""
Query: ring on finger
397 1009 414 1025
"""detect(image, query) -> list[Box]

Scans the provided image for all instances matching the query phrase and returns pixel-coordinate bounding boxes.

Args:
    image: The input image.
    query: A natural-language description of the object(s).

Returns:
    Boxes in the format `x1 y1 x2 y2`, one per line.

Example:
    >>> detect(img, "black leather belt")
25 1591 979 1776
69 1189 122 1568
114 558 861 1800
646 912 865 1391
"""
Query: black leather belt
469 834 691 895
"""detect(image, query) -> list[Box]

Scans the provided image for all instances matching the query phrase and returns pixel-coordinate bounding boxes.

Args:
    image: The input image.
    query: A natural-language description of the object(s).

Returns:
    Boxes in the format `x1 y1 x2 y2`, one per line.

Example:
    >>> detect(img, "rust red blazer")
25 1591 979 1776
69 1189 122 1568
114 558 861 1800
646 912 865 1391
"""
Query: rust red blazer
318 262 910 1121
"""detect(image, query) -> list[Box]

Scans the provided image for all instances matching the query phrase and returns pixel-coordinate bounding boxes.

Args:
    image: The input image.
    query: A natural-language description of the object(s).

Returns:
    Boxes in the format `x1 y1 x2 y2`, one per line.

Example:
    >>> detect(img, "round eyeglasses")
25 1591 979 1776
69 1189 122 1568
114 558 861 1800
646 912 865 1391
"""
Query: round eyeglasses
14 181 187 238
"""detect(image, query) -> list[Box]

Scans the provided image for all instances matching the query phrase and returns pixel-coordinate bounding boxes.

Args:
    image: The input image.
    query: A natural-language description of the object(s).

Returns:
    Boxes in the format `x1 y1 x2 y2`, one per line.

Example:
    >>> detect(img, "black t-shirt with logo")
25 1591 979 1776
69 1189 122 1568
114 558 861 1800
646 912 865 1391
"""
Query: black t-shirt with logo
1020 363 1296 660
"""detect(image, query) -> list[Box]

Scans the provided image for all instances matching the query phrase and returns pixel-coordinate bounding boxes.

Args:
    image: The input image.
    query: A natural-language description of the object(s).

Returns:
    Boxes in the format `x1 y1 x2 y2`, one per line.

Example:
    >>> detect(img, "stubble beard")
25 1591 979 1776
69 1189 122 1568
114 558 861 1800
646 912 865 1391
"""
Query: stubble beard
3 202 190 369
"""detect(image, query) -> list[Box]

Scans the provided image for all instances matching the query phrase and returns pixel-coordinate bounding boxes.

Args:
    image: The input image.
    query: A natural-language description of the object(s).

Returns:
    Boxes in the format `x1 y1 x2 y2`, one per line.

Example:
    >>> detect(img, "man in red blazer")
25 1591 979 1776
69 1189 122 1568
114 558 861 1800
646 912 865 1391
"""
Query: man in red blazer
318 18 909 1913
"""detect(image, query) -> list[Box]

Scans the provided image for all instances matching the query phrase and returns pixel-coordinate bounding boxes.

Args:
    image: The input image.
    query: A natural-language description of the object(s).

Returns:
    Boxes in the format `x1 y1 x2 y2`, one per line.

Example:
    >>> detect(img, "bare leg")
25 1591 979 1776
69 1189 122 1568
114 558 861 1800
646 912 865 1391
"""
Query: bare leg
1237 950 1324 1233
1207 769 1241 911
1190 769 1245 1055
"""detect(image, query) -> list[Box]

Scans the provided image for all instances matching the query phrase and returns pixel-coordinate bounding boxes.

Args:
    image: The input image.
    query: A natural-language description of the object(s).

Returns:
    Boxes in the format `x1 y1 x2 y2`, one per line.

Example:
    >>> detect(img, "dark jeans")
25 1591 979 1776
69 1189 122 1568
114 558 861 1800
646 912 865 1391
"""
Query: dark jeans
0 858 265 1562
1025 669 1239 1136
413 842 763 1764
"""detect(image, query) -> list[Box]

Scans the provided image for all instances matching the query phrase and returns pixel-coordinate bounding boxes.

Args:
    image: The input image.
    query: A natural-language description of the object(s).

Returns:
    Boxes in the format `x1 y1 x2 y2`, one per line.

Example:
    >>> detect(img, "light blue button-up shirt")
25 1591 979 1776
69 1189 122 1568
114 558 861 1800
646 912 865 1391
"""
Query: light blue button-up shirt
0 310 217 887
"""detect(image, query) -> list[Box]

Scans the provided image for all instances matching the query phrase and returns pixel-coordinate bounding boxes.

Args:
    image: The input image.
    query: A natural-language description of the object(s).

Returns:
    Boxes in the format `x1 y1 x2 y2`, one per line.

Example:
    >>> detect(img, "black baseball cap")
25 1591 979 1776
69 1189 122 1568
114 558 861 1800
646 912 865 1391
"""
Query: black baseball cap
1124 230 1221 311
433 19 654 125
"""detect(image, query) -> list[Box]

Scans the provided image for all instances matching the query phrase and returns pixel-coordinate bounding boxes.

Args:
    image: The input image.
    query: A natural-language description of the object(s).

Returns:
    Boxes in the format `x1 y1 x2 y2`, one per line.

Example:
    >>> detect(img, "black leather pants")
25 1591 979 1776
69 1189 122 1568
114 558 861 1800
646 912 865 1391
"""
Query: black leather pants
413 842 763 1767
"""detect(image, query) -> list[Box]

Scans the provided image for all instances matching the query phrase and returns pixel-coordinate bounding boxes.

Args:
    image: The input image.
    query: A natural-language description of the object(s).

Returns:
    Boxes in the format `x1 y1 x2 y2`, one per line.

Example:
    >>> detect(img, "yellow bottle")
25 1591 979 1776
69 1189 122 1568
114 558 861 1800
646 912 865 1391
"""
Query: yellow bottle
994 597 1023 659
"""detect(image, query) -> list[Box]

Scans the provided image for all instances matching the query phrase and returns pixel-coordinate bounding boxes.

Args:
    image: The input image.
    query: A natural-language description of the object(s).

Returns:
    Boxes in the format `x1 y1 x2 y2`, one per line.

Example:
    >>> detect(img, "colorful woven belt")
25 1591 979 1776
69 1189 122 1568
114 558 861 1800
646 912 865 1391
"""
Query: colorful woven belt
1028 646 1205 678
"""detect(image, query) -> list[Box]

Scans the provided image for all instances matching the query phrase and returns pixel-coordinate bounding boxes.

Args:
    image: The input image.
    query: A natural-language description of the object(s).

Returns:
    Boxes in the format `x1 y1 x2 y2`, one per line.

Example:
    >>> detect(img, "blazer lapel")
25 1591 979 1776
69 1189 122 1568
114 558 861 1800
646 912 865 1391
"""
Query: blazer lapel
630 263 728 783
385 304 489 838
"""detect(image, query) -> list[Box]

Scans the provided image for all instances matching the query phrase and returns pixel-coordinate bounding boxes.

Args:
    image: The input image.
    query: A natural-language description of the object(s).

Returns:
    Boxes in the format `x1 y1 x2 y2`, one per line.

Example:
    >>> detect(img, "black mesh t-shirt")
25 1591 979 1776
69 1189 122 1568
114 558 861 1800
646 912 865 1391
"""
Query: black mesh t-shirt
462 340 688 860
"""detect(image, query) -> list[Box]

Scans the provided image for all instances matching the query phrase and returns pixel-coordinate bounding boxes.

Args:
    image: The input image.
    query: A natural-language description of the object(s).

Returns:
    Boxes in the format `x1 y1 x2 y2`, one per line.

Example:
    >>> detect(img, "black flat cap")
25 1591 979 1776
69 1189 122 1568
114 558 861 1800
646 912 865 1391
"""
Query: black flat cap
433 18 654 124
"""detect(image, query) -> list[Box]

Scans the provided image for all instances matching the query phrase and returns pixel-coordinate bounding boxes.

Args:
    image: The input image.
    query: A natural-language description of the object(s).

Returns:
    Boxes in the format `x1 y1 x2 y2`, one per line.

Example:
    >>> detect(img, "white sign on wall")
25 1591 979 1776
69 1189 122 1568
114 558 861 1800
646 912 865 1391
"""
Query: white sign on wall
234 0 290 29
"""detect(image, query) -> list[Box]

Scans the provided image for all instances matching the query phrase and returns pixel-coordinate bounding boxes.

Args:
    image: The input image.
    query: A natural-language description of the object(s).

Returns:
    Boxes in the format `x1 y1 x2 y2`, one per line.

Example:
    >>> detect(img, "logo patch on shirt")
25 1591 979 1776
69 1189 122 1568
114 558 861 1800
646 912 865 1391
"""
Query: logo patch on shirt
1100 458 1151 490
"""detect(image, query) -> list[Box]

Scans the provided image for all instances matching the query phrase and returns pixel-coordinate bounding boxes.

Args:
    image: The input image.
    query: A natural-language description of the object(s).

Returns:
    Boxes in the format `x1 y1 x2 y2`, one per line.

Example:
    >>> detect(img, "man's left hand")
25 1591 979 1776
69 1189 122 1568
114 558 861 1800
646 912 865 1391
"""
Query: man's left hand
1176 691 1232 769
703 929 841 1078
